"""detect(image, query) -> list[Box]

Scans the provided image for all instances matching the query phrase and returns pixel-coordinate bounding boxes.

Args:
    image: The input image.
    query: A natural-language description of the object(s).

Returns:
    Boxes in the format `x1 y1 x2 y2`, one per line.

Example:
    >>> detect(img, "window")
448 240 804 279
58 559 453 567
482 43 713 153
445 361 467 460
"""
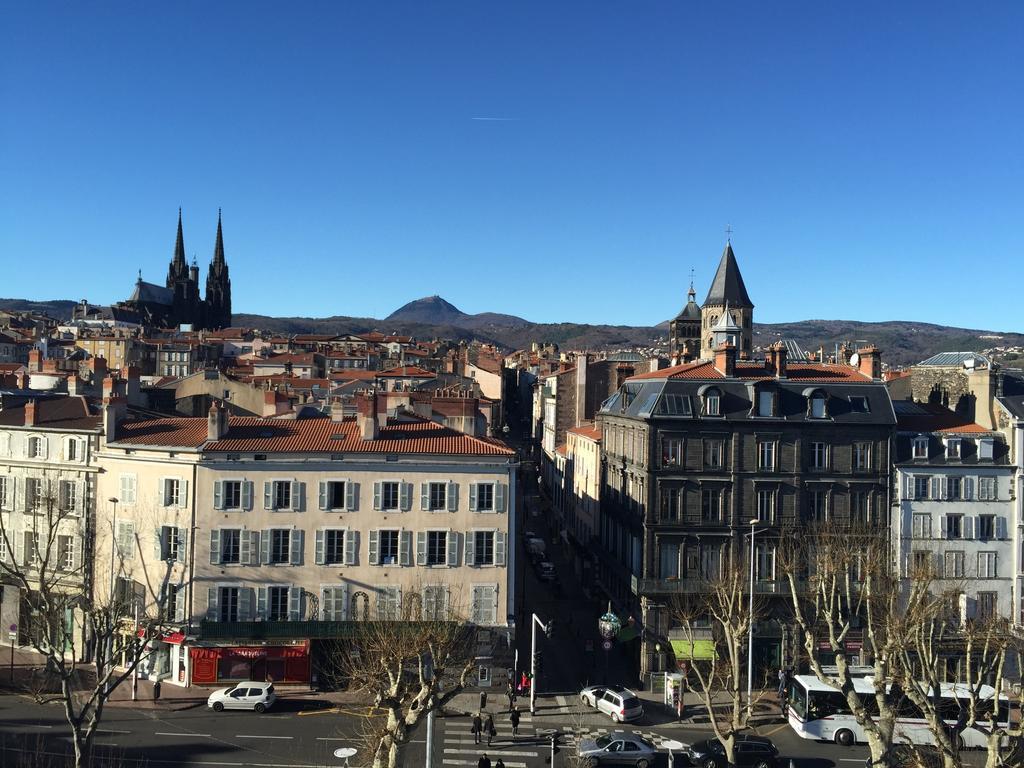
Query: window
914 476 931 500
66 439 78 461
977 515 995 541
810 394 827 419
659 488 679 522
755 489 775 523
700 544 722 580
912 513 932 539
380 481 400 511
808 489 828 522
24 532 40 566
704 390 721 416
426 531 447 565
470 585 496 625
475 484 495 512
810 442 829 470
703 440 724 469
757 441 776 471
978 551 998 579
220 529 241 564
755 542 775 581
977 592 998 620
850 492 870 525
165 584 181 622
662 438 684 468
57 535 75 571
978 477 997 501
157 526 185 561
379 530 400 565
59 481 77 513
944 551 965 579
911 551 932 576
853 443 871 471
116 521 135 560
325 481 347 510
660 394 692 416
221 481 242 509
913 437 929 459
270 529 291 564
219 587 239 622
945 438 961 459
701 489 722 523
377 586 401 620
268 586 289 621
945 514 964 540
423 586 448 620
473 531 495 566
26 477 43 511
757 390 774 417
0 476 9 510
660 542 680 579
321 529 344 565
28 437 45 459
119 474 137 504
273 481 292 510
163 478 182 507
946 477 962 500
428 482 447 511
978 439 994 461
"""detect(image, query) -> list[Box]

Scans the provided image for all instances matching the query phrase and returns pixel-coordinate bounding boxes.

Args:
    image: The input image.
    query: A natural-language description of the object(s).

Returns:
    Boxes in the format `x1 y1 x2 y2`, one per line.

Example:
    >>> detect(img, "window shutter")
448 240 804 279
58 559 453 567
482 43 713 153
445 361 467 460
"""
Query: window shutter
39 438 48 460
241 480 253 511
154 527 164 560
257 587 268 619
400 530 412 566
495 531 507 566
465 532 475 566
938 515 948 539
264 481 273 510
963 477 974 501
495 483 507 513
174 591 186 622
320 587 331 620
214 481 224 510
260 530 271 564
240 530 251 564
206 588 219 621
239 587 253 621
290 529 303 565
416 531 427 566
345 482 358 511
369 530 380 565
291 481 304 512
15 532 24 567
420 483 429 511
447 532 460 567
176 528 187 563
964 517 975 540
319 482 328 510
930 477 942 500
159 477 168 507
315 530 325 565
289 586 302 621
996 516 1008 540
400 482 411 512
344 530 358 566
178 480 188 508
469 484 478 511
904 475 913 500
373 482 382 510
210 530 221 565
447 482 458 512
74 536 83 571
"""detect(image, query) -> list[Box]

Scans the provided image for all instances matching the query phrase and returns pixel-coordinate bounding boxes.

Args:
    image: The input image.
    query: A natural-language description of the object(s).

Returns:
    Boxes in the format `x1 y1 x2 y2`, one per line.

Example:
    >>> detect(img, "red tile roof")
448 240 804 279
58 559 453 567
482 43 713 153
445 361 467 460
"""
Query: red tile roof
568 424 602 441
897 404 992 434
377 366 435 378
257 353 317 365
629 359 872 383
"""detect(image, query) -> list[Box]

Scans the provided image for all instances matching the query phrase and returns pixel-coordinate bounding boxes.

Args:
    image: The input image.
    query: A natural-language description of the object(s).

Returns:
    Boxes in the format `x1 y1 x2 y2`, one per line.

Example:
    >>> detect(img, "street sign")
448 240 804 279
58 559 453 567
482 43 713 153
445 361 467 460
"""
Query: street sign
8 624 16 632
8 624 16 642
602 639 612 651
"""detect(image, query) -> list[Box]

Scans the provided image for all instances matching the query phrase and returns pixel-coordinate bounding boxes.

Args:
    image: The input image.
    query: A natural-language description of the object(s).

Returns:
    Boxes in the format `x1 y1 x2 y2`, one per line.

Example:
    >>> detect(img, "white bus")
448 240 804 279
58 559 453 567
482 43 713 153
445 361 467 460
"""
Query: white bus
786 673 1010 748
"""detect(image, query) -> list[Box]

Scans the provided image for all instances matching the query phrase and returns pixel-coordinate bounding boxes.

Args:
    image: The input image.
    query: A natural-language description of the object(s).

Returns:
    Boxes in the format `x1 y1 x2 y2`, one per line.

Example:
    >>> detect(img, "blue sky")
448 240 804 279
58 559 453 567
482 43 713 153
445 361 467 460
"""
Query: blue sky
1 2 1021 330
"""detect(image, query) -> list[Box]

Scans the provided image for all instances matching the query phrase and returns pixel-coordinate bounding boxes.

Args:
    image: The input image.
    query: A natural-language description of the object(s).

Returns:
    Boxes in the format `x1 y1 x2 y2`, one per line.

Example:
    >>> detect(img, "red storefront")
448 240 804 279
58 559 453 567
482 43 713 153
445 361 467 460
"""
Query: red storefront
190 642 310 685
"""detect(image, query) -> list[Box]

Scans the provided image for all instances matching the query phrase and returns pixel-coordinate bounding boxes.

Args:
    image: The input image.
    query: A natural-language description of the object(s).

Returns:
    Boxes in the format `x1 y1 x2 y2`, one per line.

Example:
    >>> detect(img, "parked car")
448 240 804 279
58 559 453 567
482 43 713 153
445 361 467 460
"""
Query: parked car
526 536 546 557
207 681 277 712
687 736 779 768
537 561 557 581
579 684 644 723
577 731 658 767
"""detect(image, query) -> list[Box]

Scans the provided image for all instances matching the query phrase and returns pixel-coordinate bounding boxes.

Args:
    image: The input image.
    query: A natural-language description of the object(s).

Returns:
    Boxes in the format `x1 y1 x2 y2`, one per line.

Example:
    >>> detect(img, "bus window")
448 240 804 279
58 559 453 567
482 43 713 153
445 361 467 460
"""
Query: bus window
787 681 807 719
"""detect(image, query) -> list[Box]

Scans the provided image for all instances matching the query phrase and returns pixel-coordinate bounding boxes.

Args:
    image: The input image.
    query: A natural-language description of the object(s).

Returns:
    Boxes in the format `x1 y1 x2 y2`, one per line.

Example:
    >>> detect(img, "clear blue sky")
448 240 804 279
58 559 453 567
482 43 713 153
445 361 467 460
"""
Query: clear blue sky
2 2 1021 330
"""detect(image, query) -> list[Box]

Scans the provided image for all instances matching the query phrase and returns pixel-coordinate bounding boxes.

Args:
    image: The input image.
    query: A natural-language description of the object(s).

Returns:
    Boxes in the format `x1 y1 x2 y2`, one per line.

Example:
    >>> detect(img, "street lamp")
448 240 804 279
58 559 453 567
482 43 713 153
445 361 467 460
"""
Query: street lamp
597 604 621 682
530 613 553 715
746 518 760 719
106 497 119 696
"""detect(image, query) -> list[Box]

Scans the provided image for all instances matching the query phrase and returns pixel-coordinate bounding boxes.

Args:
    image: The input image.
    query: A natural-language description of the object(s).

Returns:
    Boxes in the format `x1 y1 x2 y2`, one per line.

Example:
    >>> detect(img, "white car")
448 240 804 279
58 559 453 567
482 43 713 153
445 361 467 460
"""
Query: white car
579 685 644 723
207 681 277 712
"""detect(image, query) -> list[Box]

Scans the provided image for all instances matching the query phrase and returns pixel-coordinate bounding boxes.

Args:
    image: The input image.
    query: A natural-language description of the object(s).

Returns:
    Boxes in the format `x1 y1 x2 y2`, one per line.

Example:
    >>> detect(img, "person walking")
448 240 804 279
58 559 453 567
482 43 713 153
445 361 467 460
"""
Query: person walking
777 667 788 698
506 680 515 711
477 754 491 768
471 712 483 745
509 706 520 739
494 759 506 768
485 712 496 746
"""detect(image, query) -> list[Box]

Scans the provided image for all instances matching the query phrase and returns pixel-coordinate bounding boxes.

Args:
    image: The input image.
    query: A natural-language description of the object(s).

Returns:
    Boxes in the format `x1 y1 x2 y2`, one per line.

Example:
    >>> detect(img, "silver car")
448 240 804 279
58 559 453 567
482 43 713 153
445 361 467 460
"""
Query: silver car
579 684 644 723
577 732 659 767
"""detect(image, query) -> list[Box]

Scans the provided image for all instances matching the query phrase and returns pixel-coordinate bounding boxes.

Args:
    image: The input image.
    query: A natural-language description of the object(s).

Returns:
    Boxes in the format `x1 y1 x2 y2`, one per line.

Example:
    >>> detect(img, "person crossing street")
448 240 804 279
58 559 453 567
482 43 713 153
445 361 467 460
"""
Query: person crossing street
509 706 520 739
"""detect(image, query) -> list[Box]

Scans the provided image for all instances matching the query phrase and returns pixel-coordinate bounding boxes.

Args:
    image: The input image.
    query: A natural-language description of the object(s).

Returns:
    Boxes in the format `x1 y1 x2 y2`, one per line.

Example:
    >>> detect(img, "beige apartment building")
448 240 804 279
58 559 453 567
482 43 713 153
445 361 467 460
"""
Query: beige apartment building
96 395 517 688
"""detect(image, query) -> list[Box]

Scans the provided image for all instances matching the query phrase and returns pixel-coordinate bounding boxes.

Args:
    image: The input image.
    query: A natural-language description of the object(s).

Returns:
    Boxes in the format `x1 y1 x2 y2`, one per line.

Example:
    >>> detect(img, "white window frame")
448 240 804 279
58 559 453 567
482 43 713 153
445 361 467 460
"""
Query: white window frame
757 390 774 417
119 474 137 504
757 440 776 471
470 583 498 625
911 513 931 539
810 442 830 470
978 551 998 579
912 436 929 459
945 438 961 459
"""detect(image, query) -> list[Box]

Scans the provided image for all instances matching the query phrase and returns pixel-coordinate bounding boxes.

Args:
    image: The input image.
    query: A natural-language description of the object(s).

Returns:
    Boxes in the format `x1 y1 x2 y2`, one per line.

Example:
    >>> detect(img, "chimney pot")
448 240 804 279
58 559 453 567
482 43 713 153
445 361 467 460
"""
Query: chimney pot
714 342 737 377
24 399 37 426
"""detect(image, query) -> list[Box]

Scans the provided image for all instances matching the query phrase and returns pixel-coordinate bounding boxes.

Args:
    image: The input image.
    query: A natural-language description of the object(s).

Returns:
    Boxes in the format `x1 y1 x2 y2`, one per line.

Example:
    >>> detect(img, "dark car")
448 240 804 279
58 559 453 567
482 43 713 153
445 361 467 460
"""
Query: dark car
687 736 779 768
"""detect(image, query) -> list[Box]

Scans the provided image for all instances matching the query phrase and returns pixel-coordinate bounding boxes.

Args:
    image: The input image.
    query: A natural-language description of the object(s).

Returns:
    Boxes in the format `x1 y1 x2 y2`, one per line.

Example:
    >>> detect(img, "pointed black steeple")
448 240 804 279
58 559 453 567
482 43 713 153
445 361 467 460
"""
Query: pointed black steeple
204 208 232 330
702 241 753 308
212 208 226 268
167 208 189 287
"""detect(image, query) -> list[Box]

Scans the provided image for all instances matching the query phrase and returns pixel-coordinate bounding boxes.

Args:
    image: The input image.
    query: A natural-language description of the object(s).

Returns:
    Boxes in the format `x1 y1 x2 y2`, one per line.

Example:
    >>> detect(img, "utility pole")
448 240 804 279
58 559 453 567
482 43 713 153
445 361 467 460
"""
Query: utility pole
529 613 553 715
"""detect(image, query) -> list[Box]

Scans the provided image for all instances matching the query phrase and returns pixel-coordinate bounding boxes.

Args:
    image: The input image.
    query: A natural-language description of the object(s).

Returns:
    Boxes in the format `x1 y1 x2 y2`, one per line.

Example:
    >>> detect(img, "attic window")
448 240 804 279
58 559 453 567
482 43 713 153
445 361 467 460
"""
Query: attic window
810 393 827 419
978 439 994 461
659 394 693 416
702 388 721 417
848 396 869 413
945 438 961 459
912 437 928 459
757 390 775 417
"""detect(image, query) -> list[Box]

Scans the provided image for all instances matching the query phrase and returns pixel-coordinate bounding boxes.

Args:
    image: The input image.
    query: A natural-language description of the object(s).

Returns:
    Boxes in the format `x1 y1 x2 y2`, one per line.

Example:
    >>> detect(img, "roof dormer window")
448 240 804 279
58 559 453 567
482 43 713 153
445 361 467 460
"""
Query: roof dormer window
945 438 961 459
978 438 994 461
912 436 929 459
757 390 774 417
701 388 721 417
810 394 826 419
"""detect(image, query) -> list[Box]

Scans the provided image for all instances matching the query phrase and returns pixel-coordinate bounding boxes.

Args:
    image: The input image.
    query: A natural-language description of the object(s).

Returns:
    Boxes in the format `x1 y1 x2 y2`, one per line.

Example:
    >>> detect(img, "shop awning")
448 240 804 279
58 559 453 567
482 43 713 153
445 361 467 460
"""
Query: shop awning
670 639 716 660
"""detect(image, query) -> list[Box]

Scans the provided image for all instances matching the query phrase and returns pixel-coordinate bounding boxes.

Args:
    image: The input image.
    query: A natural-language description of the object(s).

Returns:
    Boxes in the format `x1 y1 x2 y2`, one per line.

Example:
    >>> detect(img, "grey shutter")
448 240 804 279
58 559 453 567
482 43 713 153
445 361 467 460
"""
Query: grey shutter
319 482 328 510
290 529 303 565
930 477 943 500
495 531 507 566
214 481 224 510
174 590 186 622
153 527 164 560
315 529 325 565
264 481 273 510
320 587 330 620
260 529 271 564
447 482 458 512
373 482 382 510
338 584 348 620
178 480 188 508
399 482 411 512
239 588 253 621
241 480 253 511
416 531 427 566
963 477 974 501
248 531 261 564
14 532 23 567
997 516 1008 540
210 530 221 565
345 482 358 511
206 588 219 621
344 530 358 565
289 586 302 621
368 530 379 565
420 483 429 511
239 529 251 564
400 530 412 567
496 483 507 513
257 587 267 619
465 531 475 566
176 527 187 563
469 484 478 511
964 517 975 540
938 515 948 539
447 531 460 567
291 481 304 512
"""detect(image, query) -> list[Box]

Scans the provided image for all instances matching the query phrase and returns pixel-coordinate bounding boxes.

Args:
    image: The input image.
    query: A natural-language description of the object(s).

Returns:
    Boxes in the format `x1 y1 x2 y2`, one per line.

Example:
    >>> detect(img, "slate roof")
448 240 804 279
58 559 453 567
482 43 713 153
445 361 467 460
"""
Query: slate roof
916 352 991 367
997 369 1024 420
702 242 753 308
892 402 1008 465
629 359 871 383
893 401 991 434
128 280 173 306
0 395 101 430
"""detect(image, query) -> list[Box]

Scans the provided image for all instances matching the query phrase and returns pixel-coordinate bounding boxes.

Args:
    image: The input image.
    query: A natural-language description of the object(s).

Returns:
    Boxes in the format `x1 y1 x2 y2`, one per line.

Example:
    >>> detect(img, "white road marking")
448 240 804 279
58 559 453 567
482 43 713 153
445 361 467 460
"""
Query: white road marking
97 728 132 734
155 731 212 737
444 748 539 757
234 734 293 740
556 695 568 708
442 762 527 768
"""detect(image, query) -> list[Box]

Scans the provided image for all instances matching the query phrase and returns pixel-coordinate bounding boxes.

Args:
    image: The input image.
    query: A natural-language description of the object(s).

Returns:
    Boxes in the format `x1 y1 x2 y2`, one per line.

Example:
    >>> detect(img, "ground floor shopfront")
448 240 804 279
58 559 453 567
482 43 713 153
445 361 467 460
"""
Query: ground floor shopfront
190 641 311 685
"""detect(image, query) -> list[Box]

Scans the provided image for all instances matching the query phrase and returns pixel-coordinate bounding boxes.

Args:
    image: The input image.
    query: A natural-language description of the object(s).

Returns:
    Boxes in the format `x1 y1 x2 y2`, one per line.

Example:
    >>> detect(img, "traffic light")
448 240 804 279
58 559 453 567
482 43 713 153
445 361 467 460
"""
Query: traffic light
544 621 554 639
532 651 542 676
550 733 560 755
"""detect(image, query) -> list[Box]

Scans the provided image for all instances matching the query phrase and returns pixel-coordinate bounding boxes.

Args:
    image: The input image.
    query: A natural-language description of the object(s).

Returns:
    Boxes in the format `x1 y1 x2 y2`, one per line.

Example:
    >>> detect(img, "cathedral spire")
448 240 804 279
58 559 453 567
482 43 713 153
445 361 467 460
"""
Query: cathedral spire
172 207 187 269
212 208 225 268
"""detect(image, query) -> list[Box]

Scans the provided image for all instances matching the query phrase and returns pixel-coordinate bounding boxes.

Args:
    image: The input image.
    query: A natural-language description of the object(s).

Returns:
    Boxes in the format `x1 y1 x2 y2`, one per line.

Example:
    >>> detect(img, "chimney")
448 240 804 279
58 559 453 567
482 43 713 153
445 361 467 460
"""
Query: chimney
24 399 38 427
89 356 108 384
207 400 229 440
614 364 635 390
680 341 695 365
766 341 787 378
330 398 346 422
714 342 737 377
124 365 141 405
102 390 127 442
356 392 379 440
28 349 42 372
856 345 882 380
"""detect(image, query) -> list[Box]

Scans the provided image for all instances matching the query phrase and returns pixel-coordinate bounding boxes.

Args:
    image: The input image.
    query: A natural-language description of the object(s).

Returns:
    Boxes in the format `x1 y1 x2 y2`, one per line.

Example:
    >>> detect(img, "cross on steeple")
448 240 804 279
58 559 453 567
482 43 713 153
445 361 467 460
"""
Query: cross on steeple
725 224 733 242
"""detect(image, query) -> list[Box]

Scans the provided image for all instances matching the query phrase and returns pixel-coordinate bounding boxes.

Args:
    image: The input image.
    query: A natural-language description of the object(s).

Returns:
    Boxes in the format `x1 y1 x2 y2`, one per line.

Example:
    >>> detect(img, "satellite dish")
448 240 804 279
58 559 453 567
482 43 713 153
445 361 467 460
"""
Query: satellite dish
849 353 860 367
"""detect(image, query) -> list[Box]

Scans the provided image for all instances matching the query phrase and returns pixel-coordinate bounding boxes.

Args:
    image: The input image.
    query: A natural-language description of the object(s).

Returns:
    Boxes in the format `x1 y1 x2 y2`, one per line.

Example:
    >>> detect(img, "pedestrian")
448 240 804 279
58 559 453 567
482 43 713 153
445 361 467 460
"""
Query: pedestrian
509 706 520 738
152 679 161 702
485 712 496 746
471 712 483 745
480 690 487 711
494 759 506 768
506 680 515 711
777 667 787 698
477 754 491 768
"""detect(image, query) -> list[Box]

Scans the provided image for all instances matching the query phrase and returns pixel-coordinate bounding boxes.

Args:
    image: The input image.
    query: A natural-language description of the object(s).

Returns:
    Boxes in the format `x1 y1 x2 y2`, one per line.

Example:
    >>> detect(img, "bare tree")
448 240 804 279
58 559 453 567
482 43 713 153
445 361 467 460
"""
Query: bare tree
0 478 162 768
671 558 769 768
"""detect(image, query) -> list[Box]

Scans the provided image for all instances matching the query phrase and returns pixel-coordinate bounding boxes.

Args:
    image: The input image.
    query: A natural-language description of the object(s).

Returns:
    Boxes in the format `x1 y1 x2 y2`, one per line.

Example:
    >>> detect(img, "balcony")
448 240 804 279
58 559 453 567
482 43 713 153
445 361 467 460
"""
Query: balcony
634 578 792 596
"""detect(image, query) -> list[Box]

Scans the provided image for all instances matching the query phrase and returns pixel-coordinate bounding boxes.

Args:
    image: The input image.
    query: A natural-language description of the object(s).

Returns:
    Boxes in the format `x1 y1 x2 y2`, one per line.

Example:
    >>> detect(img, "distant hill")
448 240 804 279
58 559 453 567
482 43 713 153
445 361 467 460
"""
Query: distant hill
3 296 1022 367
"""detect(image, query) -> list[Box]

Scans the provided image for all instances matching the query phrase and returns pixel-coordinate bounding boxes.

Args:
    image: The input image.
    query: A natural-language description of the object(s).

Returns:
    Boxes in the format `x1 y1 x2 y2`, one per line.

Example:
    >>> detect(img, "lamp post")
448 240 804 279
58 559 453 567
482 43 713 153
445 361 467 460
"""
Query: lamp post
530 613 552 715
597 604 621 683
106 497 119 696
747 518 760 719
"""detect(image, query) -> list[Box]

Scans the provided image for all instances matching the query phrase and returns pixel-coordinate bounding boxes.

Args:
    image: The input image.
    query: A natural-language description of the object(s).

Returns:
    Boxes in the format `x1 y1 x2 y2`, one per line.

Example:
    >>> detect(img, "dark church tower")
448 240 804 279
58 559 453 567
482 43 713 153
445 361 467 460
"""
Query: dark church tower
204 210 232 330
166 208 202 328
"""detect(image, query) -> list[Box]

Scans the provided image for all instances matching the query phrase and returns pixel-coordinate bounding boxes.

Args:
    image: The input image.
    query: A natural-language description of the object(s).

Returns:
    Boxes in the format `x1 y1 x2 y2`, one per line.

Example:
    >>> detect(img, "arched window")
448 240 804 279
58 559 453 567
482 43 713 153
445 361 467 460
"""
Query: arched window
803 388 829 419
699 386 722 417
